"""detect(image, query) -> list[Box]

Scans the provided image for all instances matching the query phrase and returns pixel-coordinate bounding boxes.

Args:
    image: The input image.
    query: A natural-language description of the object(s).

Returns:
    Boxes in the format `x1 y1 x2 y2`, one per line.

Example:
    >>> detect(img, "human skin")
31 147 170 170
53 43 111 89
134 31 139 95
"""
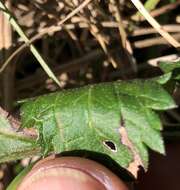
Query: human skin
18 156 129 190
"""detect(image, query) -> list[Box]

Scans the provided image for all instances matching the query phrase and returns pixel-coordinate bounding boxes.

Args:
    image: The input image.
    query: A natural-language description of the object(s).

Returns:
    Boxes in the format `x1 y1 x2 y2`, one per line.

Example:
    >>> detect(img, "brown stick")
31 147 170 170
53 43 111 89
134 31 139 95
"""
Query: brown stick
150 1 180 19
0 0 15 111
133 33 180 48
132 25 180 36
132 1 180 21
131 0 180 48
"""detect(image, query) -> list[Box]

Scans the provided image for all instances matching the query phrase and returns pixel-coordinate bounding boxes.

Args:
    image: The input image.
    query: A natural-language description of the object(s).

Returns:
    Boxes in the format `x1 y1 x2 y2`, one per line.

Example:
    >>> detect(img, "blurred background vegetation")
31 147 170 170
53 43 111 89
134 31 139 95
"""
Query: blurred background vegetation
0 0 179 189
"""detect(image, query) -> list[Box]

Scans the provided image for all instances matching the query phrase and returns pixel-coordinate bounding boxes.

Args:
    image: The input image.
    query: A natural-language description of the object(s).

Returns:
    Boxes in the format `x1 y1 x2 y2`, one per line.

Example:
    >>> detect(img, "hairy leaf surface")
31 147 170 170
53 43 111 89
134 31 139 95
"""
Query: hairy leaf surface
20 80 176 175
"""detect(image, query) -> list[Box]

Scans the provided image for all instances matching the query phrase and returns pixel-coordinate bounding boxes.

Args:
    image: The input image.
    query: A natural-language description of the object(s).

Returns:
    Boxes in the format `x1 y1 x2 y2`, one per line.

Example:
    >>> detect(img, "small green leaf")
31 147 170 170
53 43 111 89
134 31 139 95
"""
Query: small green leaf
159 60 180 73
152 73 172 84
159 60 180 81
20 80 176 175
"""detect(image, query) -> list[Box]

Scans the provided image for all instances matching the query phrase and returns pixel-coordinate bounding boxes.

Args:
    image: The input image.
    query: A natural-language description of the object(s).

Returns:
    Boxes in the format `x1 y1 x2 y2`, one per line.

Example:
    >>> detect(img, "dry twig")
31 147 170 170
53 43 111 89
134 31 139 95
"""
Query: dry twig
0 0 93 73
130 0 180 48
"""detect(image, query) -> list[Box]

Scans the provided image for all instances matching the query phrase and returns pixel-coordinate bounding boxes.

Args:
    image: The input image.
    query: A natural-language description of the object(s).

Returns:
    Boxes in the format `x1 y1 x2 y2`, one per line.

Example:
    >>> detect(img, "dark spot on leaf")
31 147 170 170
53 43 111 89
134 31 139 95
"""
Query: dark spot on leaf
103 140 117 152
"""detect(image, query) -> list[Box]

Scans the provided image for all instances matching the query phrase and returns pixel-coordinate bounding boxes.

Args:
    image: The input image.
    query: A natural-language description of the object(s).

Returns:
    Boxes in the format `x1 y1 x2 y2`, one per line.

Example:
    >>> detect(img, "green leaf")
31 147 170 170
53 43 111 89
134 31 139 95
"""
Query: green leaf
20 80 176 175
159 60 180 81
144 0 160 11
152 73 172 85
0 109 40 163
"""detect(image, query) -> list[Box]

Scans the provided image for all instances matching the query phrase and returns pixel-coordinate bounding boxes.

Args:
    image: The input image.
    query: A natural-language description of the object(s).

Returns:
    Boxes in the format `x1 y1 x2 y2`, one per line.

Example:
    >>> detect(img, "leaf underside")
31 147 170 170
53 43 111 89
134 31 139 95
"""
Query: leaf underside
20 80 176 175
0 114 38 163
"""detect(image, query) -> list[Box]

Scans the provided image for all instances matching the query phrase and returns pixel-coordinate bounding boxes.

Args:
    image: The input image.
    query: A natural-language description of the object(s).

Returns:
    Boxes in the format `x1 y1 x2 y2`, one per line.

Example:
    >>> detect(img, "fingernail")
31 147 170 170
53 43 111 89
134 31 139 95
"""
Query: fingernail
18 166 106 190
18 157 129 190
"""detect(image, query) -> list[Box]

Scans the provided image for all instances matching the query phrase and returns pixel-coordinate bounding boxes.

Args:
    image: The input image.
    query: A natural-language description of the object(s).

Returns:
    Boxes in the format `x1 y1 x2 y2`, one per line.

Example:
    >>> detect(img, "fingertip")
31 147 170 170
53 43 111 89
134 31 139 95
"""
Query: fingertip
18 157 129 190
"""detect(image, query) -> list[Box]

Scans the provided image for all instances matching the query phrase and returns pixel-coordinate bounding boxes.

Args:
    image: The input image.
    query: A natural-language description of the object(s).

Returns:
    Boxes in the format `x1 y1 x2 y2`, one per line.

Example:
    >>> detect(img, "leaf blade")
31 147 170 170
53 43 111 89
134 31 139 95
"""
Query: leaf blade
19 80 176 176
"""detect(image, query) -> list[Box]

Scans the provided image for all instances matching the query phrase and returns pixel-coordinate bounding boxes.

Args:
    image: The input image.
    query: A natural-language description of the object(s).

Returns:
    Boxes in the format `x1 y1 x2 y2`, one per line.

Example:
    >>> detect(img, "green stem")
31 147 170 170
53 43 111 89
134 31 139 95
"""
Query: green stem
7 163 34 190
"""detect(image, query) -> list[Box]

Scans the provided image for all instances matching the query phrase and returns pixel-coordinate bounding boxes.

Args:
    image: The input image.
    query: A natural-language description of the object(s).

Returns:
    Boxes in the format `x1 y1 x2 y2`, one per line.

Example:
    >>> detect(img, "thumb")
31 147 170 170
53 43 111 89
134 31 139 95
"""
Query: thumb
17 156 129 190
